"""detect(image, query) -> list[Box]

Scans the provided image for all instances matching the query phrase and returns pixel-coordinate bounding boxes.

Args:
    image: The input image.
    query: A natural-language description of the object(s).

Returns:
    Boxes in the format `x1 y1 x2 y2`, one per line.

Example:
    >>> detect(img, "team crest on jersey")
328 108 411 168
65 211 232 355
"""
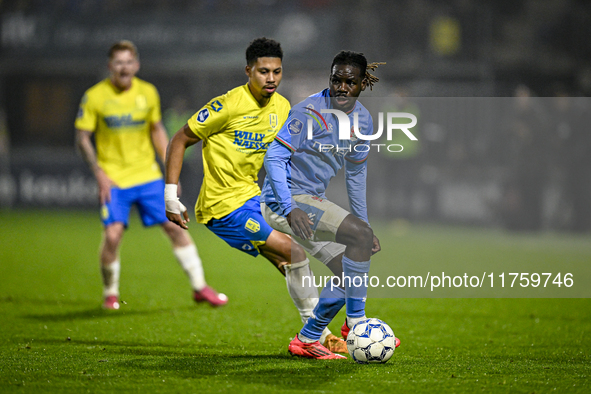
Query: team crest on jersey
288 119 303 135
197 108 210 123
269 113 278 129
135 95 147 109
210 100 223 112
245 218 260 233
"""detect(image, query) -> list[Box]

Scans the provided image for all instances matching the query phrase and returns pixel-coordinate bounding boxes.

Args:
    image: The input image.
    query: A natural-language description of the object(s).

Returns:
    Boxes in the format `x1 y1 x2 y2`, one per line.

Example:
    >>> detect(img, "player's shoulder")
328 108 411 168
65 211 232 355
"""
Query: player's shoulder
273 92 289 106
356 100 371 114
272 92 291 112
354 100 373 122
205 85 244 113
290 90 326 113
84 78 110 97
133 77 158 94
221 84 247 103
81 79 112 106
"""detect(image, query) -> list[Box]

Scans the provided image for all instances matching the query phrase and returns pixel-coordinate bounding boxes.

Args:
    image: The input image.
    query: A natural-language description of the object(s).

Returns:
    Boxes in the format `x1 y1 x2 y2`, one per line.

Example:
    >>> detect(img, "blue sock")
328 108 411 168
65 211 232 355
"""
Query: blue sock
342 255 370 318
299 286 345 341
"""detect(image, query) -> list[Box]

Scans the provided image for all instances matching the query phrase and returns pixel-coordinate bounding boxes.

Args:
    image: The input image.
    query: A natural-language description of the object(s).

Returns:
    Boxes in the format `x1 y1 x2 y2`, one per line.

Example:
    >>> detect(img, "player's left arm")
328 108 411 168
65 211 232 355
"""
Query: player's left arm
345 116 380 254
345 159 380 254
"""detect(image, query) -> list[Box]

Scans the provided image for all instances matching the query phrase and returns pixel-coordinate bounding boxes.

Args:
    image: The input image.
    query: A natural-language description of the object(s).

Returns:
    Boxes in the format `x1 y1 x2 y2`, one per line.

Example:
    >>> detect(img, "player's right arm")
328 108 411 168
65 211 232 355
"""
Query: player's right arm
164 98 229 229
264 109 313 239
74 92 116 205
76 129 115 205
164 124 201 229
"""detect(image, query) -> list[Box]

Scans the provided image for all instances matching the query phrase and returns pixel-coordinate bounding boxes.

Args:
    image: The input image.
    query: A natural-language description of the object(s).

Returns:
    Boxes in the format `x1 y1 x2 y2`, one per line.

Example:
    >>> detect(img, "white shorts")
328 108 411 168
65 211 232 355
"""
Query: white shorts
261 194 348 265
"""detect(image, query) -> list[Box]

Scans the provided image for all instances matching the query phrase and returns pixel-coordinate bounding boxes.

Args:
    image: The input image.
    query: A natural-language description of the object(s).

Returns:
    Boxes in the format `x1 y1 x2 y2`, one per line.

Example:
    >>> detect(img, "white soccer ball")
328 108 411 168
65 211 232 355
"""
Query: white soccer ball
346 318 396 364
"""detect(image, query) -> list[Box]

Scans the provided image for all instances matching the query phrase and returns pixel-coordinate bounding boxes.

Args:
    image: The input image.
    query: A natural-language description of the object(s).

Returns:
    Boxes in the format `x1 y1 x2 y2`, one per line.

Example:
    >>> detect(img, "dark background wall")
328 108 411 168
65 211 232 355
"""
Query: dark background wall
0 0 589 232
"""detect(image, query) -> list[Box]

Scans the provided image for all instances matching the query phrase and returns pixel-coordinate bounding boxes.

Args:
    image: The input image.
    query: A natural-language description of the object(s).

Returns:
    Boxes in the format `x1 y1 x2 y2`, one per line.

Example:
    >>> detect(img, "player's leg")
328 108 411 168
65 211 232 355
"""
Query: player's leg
281 241 348 359
258 230 317 319
100 223 124 309
99 186 132 310
334 214 375 330
161 221 227 306
261 202 346 352
291 195 401 350
260 204 317 322
137 179 226 306
299 213 375 342
286 196 372 352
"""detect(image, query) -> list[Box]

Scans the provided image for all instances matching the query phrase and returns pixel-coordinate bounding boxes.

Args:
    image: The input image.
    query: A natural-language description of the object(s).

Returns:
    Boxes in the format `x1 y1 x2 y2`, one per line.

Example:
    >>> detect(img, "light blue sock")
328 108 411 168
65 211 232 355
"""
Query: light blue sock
342 255 370 318
299 286 345 342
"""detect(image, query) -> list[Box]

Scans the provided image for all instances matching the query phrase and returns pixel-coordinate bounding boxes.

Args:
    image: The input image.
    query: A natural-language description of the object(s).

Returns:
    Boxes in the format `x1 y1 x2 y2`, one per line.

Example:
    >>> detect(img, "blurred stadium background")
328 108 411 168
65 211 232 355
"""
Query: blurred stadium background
1 0 590 232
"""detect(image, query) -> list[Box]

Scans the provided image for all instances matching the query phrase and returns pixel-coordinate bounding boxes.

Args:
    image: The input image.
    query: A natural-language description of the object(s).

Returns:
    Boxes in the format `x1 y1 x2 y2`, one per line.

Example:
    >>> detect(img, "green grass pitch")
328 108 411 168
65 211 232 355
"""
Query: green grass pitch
0 210 590 393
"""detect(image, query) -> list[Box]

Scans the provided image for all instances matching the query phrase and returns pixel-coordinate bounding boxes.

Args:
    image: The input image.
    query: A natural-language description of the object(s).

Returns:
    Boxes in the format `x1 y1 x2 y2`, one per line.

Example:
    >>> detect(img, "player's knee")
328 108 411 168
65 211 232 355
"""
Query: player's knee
104 227 123 248
291 243 306 263
338 218 373 250
357 224 374 250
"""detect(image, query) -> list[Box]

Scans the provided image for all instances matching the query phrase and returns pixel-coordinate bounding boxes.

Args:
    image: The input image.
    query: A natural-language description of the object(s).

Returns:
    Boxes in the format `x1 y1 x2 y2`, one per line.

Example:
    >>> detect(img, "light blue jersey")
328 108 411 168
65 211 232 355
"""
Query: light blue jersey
261 89 373 224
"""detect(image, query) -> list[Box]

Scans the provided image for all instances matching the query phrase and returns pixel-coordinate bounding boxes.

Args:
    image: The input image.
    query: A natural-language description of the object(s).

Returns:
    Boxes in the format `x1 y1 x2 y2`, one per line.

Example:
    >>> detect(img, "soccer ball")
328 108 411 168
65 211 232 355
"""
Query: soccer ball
346 318 396 364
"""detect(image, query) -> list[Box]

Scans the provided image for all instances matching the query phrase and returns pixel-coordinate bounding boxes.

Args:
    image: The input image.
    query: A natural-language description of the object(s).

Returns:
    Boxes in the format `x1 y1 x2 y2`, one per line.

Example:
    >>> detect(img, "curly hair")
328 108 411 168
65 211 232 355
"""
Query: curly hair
246 37 283 66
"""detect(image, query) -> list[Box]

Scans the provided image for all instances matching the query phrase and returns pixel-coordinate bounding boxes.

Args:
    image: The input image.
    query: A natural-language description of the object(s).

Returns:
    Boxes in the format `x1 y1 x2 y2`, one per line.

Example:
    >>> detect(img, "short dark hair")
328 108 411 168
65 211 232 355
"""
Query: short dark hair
330 50 368 78
245 37 283 66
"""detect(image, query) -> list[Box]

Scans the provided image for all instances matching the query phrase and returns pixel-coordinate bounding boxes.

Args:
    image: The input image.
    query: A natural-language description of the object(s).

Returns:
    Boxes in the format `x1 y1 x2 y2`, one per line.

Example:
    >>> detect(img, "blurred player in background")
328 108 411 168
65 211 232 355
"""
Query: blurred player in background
262 51 400 359
75 40 226 310
165 37 346 353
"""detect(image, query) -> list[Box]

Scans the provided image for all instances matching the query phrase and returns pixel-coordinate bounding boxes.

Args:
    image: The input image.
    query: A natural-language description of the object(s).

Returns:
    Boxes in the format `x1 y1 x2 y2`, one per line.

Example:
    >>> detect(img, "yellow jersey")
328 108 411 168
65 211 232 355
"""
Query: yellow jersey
75 77 162 188
188 83 290 223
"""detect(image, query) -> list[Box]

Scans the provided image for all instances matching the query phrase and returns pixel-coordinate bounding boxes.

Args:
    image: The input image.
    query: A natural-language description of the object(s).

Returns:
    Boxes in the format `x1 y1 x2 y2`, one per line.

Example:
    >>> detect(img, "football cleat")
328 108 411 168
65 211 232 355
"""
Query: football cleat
288 335 347 360
323 333 348 353
103 295 120 310
193 286 228 307
341 320 350 340
342 320 401 348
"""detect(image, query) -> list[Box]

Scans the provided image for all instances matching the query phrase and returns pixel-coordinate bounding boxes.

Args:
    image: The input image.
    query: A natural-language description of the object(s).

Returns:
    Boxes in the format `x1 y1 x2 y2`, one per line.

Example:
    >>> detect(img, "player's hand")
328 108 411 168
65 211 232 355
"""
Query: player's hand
371 234 381 255
287 208 314 240
165 199 190 229
95 168 115 205
164 184 189 229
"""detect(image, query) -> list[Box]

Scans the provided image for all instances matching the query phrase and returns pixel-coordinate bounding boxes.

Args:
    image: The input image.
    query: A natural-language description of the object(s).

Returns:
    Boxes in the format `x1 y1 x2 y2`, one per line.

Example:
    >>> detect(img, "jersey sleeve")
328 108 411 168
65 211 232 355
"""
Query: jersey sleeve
345 159 369 224
187 97 230 140
74 92 97 132
264 139 293 216
274 108 308 152
344 113 372 224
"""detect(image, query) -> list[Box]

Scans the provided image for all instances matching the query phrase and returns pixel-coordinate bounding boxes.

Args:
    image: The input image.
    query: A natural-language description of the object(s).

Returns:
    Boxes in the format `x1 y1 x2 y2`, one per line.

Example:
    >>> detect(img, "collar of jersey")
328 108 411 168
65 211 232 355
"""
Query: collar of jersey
107 77 136 94
243 83 273 108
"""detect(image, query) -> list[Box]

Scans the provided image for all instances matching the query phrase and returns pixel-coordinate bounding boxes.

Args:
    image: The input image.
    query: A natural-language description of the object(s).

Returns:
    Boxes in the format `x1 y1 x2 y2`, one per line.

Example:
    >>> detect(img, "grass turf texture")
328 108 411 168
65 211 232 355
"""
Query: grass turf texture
0 210 589 393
